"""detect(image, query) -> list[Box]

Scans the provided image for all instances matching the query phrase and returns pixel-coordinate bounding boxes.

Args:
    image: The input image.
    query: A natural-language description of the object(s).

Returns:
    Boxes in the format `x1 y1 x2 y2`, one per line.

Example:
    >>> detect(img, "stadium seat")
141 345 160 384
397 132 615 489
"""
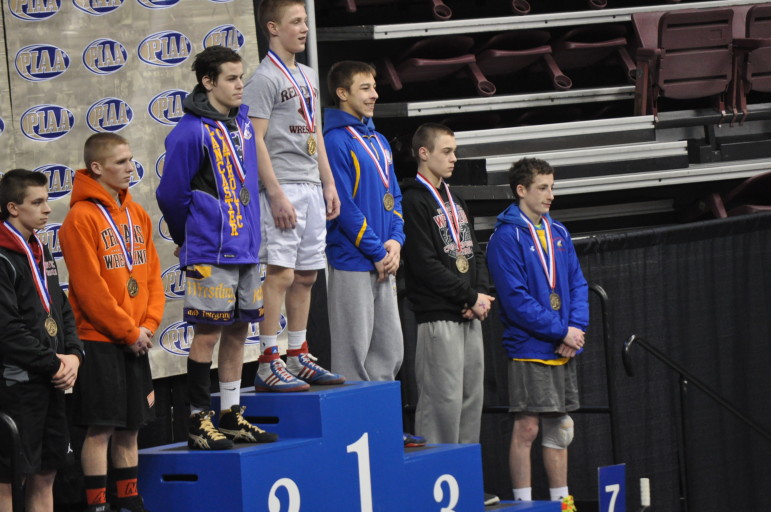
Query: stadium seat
732 4 771 121
551 25 636 86
510 0 531 15
475 30 572 91
723 171 771 216
335 0 452 20
381 35 497 96
633 8 735 118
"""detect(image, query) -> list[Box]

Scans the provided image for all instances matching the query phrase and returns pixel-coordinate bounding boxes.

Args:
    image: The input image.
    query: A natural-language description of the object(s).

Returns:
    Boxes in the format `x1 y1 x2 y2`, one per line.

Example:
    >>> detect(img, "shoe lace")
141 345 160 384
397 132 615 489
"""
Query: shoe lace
298 352 325 372
199 411 227 439
234 407 267 433
272 359 298 382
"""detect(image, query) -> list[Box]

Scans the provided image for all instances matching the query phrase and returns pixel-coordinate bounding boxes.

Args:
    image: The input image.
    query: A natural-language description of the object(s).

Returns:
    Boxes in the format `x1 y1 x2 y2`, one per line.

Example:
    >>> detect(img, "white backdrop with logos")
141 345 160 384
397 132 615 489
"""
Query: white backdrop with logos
0 0 282 379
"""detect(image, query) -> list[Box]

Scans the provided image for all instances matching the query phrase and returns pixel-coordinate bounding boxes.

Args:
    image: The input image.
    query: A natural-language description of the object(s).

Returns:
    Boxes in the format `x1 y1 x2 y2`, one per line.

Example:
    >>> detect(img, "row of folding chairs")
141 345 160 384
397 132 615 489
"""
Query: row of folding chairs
321 0 684 21
634 4 771 121
379 25 636 97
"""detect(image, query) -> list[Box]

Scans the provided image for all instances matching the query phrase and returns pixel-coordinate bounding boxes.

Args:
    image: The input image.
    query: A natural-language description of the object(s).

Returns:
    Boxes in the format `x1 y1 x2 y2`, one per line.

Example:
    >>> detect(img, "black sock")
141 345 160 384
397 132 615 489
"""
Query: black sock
187 358 213 412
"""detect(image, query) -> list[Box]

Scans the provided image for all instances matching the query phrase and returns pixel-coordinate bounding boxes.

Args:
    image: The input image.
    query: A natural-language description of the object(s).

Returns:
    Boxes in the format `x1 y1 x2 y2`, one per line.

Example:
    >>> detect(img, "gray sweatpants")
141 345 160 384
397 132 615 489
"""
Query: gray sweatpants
328 267 404 381
415 319 484 444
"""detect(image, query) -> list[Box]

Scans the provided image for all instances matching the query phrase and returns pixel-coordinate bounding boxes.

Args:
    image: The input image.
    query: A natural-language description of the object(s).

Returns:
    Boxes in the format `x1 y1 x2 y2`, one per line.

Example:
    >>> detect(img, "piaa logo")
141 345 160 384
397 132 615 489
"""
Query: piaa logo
203 25 244 51
72 0 124 15
136 0 179 8
87 97 133 133
38 223 62 259
33 164 74 201
21 105 74 141
161 264 186 299
155 152 165 178
148 90 186 125
138 31 191 67
8 0 61 21
15 44 69 82
130 159 145 187
83 39 128 75
159 321 194 356
158 216 172 241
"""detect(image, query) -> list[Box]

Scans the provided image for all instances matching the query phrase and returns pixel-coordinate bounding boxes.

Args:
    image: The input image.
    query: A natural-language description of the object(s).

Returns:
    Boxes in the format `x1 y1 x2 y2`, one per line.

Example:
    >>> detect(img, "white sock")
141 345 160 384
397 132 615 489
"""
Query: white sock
219 380 241 411
287 330 306 351
190 406 205 416
513 487 532 501
550 487 569 501
260 334 278 354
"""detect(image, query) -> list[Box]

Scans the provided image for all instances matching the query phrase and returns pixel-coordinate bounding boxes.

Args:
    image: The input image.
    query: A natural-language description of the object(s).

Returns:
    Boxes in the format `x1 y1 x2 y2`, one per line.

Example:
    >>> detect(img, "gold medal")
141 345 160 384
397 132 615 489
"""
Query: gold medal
550 292 561 310
45 315 58 337
307 134 317 156
456 254 469 273
383 193 394 211
127 276 139 297
239 187 251 206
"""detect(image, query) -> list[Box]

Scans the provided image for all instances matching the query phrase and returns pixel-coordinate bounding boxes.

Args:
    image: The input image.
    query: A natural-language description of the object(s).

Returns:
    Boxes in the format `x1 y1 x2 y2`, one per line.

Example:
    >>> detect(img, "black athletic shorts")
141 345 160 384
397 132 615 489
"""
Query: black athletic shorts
72 340 155 429
0 382 69 482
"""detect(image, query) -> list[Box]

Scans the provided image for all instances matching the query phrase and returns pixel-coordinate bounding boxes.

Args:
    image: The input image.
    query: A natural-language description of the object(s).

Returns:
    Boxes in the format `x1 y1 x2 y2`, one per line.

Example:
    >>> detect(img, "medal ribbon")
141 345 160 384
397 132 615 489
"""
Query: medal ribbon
2 221 51 314
345 126 389 189
93 201 134 274
215 120 246 187
519 212 557 290
266 50 316 133
415 173 462 250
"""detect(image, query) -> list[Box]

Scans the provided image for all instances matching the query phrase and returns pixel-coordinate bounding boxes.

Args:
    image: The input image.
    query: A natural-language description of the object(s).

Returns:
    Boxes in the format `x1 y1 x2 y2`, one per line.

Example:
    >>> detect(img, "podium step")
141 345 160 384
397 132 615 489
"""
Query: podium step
490 501 562 511
140 381 497 512
139 438 321 512
402 443 484 511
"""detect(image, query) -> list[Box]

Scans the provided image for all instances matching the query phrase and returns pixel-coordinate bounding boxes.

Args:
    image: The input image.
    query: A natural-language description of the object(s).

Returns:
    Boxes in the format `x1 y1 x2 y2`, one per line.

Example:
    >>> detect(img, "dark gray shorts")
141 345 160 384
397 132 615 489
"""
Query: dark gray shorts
184 263 264 325
0 382 68 481
507 359 579 413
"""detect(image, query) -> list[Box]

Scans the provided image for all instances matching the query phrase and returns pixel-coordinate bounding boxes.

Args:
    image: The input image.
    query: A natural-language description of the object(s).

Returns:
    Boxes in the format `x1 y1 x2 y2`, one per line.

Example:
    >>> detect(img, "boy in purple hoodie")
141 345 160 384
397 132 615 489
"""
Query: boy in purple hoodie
157 46 278 451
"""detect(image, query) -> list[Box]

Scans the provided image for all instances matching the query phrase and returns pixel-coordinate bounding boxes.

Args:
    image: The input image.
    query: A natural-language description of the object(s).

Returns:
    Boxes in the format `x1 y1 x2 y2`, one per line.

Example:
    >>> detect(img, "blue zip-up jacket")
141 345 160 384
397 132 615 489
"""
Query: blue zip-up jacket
486 204 589 360
157 91 260 268
323 108 404 271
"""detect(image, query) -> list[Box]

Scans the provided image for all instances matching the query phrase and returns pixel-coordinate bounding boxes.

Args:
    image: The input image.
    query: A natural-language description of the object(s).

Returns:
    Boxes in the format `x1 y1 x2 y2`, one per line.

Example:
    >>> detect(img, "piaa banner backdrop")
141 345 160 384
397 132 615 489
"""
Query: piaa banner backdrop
1 0 272 379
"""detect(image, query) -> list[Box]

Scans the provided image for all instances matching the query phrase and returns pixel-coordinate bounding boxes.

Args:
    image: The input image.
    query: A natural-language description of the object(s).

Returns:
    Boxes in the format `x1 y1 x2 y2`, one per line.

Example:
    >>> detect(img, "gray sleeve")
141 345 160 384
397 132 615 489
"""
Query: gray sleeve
243 66 276 120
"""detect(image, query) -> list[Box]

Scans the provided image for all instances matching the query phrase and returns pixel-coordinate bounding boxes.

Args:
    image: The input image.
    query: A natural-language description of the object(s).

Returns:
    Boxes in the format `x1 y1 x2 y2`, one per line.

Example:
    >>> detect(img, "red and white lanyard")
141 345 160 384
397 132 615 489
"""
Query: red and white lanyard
415 173 462 249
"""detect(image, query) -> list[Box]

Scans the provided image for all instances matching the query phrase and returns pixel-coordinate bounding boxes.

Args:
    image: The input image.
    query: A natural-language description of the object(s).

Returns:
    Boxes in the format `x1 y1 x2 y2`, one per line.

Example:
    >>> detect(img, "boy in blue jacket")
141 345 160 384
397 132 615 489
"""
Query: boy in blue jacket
324 61 424 447
157 46 277 450
323 61 405 384
486 158 588 510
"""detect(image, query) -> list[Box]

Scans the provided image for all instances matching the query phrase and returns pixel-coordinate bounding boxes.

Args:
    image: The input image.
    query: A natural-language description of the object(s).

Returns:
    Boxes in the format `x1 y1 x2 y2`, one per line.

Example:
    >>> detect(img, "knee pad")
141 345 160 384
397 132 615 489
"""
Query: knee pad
541 414 574 450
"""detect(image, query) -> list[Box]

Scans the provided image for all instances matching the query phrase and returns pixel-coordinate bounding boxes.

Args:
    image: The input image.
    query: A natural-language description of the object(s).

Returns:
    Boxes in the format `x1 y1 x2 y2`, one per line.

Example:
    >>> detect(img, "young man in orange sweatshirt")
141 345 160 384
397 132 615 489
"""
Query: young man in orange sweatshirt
60 133 165 512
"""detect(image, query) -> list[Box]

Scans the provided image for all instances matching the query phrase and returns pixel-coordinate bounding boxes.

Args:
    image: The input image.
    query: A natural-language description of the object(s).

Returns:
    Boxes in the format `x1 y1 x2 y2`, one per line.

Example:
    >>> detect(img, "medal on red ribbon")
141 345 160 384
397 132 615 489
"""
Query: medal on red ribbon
267 50 317 155
2 221 58 336
215 120 250 205
520 212 561 310
93 201 138 297
415 173 468 273
345 126 394 211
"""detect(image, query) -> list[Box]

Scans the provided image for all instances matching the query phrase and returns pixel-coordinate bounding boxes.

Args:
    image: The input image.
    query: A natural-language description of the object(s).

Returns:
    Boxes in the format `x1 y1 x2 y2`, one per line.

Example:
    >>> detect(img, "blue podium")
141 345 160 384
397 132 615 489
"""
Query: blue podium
139 381 559 511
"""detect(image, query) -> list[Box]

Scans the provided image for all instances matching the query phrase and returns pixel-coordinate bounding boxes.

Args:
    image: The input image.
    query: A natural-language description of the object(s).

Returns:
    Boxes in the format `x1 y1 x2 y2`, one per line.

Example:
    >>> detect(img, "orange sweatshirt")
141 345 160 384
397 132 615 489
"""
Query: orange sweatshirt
59 170 164 345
